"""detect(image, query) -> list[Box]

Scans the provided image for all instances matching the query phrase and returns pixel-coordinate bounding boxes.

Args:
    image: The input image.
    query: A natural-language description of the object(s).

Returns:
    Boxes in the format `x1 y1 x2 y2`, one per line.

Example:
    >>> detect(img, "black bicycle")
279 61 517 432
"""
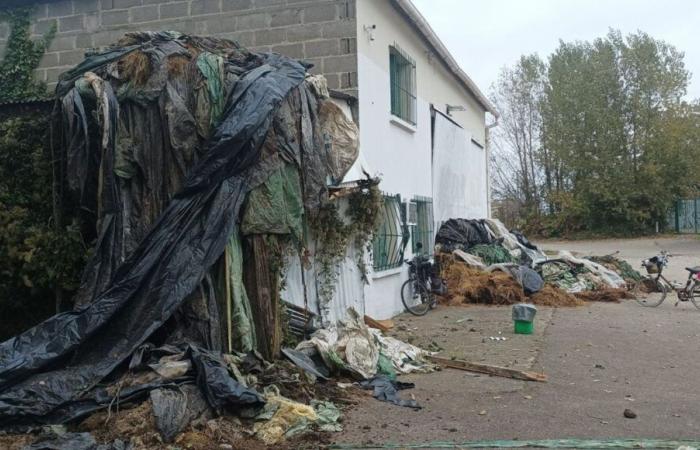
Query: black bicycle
400 244 437 316
632 251 700 308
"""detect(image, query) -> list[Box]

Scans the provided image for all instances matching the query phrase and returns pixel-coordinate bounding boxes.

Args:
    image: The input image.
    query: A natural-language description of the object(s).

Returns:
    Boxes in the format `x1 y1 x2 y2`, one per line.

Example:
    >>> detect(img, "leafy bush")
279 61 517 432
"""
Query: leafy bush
0 114 87 340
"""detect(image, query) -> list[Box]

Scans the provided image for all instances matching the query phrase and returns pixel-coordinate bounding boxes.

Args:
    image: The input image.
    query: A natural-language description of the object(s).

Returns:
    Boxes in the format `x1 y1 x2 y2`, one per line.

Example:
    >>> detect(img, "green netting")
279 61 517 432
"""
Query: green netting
241 163 304 239
468 243 516 266
227 229 256 352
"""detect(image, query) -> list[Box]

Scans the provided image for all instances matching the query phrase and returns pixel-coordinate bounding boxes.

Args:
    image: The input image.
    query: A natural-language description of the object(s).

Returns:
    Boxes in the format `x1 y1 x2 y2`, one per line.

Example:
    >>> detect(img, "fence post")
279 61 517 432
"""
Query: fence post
675 201 680 233
695 198 698 234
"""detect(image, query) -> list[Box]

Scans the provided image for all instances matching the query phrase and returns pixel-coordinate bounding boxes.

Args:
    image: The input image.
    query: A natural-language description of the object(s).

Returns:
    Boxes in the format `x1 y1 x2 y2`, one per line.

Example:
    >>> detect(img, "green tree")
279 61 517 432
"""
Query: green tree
493 29 698 235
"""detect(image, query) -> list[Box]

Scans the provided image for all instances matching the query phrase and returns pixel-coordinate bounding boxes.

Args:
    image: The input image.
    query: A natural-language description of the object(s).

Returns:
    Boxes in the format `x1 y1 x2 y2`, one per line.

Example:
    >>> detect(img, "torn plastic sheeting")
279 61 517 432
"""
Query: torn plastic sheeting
556 251 626 289
295 308 379 379
150 385 210 443
226 230 257 353
281 348 330 380
189 345 265 416
359 375 421 410
435 218 493 252
319 100 359 184
369 329 435 375
488 264 544 295
240 162 304 239
0 45 302 427
311 400 342 432
452 249 486 270
24 432 132 450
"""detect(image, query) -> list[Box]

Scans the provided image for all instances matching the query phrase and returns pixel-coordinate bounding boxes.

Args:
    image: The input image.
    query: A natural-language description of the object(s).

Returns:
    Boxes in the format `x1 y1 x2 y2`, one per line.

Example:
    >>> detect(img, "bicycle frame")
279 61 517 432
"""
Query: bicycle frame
649 262 698 301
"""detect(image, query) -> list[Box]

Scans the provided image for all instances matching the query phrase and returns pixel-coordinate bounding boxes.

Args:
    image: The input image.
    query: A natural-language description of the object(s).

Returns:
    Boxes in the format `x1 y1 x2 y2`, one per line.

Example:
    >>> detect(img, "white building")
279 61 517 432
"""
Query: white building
284 0 498 322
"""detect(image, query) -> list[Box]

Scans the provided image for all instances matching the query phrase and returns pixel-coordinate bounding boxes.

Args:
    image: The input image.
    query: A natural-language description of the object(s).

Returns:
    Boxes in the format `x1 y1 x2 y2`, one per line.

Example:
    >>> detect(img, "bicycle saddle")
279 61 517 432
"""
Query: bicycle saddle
685 266 700 274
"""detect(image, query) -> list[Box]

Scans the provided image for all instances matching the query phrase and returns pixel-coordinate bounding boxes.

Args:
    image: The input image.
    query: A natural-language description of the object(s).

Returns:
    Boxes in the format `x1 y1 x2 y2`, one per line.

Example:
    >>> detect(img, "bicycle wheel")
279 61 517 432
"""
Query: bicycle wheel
690 282 700 310
632 276 667 307
401 279 430 316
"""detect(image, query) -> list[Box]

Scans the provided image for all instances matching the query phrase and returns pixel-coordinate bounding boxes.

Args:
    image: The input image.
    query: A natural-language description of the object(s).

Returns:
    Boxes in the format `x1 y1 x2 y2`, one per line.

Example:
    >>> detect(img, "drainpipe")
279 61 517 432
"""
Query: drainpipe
485 115 499 219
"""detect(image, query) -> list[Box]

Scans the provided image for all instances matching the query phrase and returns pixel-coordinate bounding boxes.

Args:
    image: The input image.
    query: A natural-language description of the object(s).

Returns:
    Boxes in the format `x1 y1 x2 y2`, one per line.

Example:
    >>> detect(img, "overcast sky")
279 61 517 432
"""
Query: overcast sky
411 0 700 101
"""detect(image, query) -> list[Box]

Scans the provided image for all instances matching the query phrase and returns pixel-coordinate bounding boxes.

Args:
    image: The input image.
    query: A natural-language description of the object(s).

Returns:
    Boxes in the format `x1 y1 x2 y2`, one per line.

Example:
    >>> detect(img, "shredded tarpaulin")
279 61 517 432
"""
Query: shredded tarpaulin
368 329 436 375
0 31 358 430
311 400 342 432
359 375 421 409
23 431 131 450
296 308 379 379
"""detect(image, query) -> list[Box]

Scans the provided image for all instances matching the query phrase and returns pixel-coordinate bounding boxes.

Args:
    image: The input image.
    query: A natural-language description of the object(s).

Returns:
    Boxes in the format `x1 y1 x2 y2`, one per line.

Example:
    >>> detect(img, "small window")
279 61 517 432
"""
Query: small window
373 194 408 271
389 44 417 125
410 196 434 256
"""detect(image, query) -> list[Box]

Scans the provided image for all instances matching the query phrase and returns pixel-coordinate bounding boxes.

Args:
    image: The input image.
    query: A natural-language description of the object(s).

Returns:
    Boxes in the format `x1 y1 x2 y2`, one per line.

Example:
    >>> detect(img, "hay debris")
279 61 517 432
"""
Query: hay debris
440 258 585 307
119 51 152 86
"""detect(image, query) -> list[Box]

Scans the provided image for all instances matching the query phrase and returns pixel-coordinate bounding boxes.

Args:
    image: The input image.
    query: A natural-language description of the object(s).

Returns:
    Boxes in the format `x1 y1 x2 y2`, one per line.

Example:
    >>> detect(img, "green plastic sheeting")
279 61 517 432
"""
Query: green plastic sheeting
226 230 256 352
468 243 516 266
196 52 226 128
376 353 397 381
331 439 700 449
312 400 343 432
241 163 304 240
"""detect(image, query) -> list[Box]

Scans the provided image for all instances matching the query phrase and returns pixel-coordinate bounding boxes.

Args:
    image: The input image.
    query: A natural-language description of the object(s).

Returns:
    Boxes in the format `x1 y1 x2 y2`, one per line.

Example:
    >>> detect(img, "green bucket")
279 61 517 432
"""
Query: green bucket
514 320 534 335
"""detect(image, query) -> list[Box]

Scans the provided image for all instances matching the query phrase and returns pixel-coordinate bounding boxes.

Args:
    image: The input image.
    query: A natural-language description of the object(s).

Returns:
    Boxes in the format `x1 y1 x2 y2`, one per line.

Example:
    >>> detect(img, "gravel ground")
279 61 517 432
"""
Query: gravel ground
333 236 700 448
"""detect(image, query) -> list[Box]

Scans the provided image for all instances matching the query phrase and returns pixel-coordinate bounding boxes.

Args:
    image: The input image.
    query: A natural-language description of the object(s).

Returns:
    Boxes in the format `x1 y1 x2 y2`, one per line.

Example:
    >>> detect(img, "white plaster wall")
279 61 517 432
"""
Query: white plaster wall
355 0 489 319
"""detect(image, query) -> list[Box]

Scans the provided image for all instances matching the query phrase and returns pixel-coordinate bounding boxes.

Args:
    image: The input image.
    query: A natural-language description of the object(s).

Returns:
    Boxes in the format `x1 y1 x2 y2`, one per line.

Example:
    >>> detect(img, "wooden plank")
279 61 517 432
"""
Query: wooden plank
224 245 232 353
427 355 547 382
243 235 281 360
363 315 394 332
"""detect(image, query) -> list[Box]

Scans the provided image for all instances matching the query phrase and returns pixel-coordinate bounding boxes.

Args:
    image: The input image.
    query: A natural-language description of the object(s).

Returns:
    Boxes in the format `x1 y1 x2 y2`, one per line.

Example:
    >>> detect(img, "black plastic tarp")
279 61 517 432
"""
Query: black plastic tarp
0 39 303 428
435 218 493 252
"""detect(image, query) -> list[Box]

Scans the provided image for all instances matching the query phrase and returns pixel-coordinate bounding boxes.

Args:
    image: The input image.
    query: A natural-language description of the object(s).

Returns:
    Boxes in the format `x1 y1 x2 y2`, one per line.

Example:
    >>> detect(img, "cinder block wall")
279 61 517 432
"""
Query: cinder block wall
0 0 357 96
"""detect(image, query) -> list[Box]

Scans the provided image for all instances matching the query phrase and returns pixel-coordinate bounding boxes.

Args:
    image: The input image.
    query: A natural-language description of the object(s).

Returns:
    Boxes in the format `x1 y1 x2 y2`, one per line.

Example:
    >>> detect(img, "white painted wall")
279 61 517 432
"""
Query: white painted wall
355 0 489 319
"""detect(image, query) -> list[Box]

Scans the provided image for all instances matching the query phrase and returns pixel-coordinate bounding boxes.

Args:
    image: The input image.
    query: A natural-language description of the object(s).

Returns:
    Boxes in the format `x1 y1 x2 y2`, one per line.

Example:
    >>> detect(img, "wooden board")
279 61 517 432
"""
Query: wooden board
428 355 547 382
364 315 394 332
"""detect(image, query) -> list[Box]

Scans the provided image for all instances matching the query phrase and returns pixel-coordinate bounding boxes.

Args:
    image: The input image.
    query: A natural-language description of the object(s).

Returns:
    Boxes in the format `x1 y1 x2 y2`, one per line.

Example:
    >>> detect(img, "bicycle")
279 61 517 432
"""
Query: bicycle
632 251 700 308
400 243 438 316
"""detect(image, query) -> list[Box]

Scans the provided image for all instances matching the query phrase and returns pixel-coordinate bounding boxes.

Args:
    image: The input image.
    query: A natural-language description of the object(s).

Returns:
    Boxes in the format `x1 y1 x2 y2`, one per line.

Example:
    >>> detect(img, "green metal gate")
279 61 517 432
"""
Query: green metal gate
670 198 699 233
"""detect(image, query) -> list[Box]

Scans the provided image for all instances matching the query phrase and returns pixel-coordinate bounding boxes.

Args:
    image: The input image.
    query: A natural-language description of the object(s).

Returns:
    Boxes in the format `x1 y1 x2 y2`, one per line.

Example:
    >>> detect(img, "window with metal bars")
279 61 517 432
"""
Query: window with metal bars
372 194 408 271
389 44 417 125
410 196 434 256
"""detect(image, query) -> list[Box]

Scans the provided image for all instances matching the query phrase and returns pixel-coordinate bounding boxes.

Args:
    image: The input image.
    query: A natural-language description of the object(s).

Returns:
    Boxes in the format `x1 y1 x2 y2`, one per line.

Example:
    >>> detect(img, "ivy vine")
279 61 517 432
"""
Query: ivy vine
310 179 382 306
0 7 56 102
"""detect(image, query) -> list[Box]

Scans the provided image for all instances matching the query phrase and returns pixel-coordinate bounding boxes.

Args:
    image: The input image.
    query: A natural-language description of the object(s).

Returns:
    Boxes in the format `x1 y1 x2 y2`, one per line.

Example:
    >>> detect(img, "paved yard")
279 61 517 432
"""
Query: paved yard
333 236 700 448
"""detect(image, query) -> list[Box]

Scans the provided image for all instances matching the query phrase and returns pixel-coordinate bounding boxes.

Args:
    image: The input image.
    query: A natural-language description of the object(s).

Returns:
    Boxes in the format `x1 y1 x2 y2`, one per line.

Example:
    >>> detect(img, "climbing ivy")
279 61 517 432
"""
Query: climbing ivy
0 7 56 102
310 179 382 306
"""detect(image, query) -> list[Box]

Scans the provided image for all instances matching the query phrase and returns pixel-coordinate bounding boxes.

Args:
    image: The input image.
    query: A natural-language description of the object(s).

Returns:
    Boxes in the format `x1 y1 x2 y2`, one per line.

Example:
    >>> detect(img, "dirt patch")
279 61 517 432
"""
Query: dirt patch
574 288 634 303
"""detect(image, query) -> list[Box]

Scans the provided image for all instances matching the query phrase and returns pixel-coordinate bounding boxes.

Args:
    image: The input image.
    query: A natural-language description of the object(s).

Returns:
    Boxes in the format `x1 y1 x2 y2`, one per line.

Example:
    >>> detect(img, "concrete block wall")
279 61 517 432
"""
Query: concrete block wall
0 0 357 96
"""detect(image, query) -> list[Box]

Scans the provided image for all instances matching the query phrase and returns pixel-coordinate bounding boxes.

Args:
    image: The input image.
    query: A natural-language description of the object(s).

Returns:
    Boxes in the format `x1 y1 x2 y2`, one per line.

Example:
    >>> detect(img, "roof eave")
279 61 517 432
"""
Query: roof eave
390 0 499 118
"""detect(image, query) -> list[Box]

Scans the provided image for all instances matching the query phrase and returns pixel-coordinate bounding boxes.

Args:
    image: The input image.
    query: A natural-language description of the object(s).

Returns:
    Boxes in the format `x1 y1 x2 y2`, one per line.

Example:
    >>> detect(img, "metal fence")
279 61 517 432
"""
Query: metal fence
669 198 699 233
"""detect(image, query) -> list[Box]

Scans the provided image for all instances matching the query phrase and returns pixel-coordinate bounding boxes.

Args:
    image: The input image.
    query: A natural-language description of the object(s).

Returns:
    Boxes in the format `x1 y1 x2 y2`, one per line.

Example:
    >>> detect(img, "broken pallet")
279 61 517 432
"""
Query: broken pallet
427 355 547 382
